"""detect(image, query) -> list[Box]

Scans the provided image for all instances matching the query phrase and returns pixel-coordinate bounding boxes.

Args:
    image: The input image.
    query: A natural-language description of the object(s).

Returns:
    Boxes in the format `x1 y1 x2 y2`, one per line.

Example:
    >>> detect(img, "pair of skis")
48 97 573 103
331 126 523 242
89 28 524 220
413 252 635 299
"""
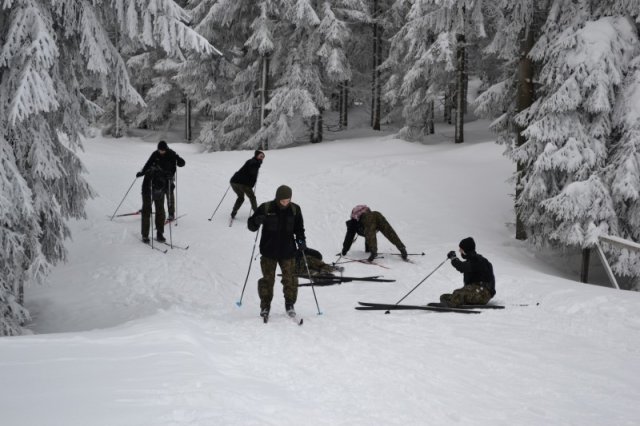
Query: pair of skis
356 301 505 314
295 274 395 286
262 312 304 326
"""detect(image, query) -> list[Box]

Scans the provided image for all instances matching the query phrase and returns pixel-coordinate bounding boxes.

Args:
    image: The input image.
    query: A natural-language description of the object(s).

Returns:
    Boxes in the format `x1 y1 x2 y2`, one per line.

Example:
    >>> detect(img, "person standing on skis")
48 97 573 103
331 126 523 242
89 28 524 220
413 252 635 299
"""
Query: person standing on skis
230 150 264 219
248 185 306 320
136 141 185 243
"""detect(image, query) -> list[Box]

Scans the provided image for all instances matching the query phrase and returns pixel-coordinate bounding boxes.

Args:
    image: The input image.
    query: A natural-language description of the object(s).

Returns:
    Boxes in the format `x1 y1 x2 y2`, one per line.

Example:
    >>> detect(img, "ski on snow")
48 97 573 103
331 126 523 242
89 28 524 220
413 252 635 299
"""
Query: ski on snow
356 301 481 314
262 314 303 325
158 240 189 250
340 257 391 269
427 302 505 310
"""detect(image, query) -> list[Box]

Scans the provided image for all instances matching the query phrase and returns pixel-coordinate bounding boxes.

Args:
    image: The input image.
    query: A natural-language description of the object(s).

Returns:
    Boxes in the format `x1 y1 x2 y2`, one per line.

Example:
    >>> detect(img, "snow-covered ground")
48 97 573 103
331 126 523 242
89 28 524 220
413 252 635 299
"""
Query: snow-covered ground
2 120 639 426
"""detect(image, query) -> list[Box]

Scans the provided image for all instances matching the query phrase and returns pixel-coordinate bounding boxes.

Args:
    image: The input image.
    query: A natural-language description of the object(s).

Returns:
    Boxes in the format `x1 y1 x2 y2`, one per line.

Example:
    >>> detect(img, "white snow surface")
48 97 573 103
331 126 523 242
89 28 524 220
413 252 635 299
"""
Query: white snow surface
2 120 640 425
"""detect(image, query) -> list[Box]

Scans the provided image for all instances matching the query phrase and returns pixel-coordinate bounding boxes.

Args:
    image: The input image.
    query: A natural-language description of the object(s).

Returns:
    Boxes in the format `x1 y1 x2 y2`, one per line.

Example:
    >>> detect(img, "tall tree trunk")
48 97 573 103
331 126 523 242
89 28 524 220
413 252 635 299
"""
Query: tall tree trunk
454 32 465 144
311 110 323 143
515 27 536 240
427 100 435 134
371 0 382 130
184 96 192 141
444 84 451 125
260 53 270 149
340 81 349 129
114 93 121 138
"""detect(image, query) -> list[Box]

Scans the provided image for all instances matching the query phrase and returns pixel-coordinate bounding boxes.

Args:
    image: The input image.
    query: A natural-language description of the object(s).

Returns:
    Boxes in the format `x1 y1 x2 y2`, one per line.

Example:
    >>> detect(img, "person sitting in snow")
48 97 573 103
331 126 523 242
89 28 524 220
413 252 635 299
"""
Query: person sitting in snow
341 205 408 262
442 237 496 307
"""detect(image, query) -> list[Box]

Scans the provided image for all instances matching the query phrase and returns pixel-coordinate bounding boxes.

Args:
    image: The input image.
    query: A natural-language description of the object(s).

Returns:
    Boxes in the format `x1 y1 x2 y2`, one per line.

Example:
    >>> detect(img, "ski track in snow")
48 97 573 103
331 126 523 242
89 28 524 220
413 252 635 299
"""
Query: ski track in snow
2 121 639 425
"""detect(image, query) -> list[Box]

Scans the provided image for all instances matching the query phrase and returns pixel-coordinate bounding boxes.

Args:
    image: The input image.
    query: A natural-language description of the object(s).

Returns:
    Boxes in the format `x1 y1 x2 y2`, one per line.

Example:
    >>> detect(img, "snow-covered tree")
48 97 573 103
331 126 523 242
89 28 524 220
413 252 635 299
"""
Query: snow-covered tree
596 2 640 277
383 0 454 140
474 0 550 239
383 0 486 142
0 0 218 335
512 5 639 252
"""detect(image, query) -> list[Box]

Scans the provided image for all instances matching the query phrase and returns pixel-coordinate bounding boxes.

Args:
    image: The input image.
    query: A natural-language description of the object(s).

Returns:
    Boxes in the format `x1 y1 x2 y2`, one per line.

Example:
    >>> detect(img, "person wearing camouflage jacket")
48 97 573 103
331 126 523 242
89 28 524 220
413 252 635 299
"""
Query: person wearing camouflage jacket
341 205 407 262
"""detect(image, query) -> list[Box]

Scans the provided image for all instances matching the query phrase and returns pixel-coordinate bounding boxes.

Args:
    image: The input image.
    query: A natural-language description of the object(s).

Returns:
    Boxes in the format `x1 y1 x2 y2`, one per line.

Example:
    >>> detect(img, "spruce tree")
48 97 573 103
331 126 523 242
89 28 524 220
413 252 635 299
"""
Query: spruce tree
0 0 217 335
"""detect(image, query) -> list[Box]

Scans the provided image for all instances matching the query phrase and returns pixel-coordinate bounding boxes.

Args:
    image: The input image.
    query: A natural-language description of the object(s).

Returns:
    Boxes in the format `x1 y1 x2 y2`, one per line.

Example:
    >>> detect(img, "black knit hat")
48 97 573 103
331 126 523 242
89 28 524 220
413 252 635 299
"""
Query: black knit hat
255 150 264 158
459 237 476 253
275 185 292 201
158 140 168 150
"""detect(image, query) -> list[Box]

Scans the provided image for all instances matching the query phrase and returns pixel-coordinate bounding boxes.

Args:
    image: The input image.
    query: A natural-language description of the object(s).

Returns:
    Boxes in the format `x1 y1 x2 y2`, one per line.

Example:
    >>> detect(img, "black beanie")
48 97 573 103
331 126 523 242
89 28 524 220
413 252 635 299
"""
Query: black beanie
459 237 476 253
255 150 264 158
275 185 292 201
158 140 168 150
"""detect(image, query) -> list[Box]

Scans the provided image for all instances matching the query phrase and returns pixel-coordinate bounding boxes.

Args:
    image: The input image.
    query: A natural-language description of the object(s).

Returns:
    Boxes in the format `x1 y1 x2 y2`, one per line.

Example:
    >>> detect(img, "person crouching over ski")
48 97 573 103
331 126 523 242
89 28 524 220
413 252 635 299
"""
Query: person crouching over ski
442 237 496 307
248 185 306 319
341 205 408 262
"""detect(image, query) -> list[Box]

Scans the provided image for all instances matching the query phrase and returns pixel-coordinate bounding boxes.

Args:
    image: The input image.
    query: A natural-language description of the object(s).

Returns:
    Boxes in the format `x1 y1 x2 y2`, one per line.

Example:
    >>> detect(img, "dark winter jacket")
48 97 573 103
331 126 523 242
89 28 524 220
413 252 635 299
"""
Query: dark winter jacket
230 157 262 187
248 200 305 259
342 211 385 254
141 148 185 177
451 252 496 296
342 218 363 253
140 148 185 197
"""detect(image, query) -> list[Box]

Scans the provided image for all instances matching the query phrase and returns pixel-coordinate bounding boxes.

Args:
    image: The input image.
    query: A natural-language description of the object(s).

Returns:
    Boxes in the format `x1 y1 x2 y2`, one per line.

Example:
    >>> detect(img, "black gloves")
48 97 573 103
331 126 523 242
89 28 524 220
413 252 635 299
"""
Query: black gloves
447 250 457 260
136 171 144 178
253 215 265 225
177 157 186 167
400 247 408 261
341 249 348 256
296 239 307 251
367 252 377 262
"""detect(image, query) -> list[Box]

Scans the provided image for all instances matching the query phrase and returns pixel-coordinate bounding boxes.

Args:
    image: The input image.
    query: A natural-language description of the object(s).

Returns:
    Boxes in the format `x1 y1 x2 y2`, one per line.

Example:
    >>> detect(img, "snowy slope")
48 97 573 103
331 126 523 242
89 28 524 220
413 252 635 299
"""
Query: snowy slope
2 120 639 426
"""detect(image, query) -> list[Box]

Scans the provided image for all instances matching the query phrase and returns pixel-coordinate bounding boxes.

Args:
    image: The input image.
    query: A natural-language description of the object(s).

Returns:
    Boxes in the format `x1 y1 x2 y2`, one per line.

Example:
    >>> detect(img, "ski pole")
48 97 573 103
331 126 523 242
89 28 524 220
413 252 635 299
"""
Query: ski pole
333 235 357 265
386 258 449 313
174 169 179 226
208 185 231 221
166 181 173 249
301 249 323 315
109 176 138 220
149 177 155 250
237 227 260 307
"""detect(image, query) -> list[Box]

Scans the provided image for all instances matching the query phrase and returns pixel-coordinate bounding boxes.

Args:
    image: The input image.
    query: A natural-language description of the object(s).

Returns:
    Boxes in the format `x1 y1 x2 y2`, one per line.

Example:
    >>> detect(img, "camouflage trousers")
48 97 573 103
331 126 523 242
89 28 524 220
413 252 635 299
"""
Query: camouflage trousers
258 256 297 310
166 181 175 217
141 193 166 238
295 255 337 276
364 211 405 253
440 284 492 307
231 183 258 216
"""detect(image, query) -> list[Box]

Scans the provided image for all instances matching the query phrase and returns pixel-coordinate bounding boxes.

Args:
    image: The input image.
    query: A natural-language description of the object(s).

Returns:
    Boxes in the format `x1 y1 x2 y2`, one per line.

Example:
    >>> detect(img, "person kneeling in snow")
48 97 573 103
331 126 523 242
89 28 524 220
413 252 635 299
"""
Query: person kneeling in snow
442 237 496 307
341 205 408 262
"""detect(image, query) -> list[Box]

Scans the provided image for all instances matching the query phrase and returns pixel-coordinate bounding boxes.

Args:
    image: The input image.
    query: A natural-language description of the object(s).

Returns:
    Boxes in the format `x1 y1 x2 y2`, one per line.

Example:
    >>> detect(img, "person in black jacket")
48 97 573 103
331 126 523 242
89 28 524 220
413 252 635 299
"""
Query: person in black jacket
230 150 264 218
248 185 306 319
442 237 496 307
136 141 185 243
